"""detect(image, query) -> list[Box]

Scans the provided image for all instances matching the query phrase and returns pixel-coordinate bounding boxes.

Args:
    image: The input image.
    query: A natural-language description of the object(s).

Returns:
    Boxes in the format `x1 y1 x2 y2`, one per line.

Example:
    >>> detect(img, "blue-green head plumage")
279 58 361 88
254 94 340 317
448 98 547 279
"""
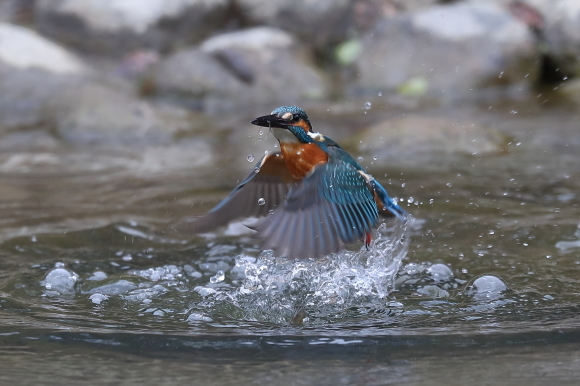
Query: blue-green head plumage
251 105 314 144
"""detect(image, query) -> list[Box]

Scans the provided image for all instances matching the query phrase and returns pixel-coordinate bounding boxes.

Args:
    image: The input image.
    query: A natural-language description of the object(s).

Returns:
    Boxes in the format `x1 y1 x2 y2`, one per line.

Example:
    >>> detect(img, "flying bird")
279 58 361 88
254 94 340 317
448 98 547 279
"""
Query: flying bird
188 106 407 259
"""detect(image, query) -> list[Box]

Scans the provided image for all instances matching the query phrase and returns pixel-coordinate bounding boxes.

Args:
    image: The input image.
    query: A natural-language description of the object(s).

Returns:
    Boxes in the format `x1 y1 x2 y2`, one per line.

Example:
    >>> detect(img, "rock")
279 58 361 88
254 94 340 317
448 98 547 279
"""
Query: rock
0 22 87 75
354 116 508 159
353 2 538 99
486 0 580 77
0 23 200 145
235 0 353 47
54 83 181 145
533 0 580 77
34 0 230 55
559 78 580 104
152 27 327 112
0 22 88 132
0 0 35 23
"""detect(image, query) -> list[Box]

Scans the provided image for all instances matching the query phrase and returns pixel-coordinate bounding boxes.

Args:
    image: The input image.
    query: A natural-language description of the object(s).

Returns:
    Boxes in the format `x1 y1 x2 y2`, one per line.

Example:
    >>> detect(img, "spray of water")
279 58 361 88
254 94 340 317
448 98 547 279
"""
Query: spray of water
213 218 412 324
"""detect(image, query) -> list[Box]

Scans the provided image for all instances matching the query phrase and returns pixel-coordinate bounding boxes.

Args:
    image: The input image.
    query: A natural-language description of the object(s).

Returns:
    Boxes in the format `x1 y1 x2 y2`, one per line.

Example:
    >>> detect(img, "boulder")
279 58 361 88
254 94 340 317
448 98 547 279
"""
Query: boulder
0 23 198 145
0 22 88 132
352 2 538 99
152 27 327 112
484 0 580 77
354 116 508 160
235 0 353 48
533 0 580 77
34 0 230 55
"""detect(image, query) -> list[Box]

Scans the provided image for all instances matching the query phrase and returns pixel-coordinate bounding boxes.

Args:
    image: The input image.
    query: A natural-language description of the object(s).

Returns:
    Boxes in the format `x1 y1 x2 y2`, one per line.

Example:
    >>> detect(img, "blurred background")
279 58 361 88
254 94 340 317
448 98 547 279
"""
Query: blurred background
0 0 579 237
1 1 580 384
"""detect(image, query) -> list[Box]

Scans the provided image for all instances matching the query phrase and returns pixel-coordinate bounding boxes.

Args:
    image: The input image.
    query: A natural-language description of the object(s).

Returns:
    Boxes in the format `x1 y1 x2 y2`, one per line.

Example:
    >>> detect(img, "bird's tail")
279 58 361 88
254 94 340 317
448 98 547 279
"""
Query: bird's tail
370 180 407 221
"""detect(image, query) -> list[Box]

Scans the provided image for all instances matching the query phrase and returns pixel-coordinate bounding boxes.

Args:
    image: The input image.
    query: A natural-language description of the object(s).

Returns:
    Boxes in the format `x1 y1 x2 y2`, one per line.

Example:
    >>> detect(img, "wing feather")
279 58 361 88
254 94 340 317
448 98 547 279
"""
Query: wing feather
254 147 379 259
179 152 296 233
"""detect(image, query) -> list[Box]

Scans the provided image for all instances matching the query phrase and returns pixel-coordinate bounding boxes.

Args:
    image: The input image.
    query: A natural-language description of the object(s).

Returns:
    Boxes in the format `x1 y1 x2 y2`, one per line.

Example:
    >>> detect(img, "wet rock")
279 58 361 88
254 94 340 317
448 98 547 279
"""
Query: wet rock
353 2 538 99
535 0 580 77
0 22 88 132
34 0 230 55
235 0 353 47
0 0 35 23
152 27 327 112
491 0 580 77
54 83 181 145
0 23 200 145
355 116 508 159
559 78 580 104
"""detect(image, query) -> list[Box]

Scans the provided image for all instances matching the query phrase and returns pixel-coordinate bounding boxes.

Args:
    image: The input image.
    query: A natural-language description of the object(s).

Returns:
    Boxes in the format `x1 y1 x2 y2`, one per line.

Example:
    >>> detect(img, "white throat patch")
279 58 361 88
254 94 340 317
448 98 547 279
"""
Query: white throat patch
307 131 324 141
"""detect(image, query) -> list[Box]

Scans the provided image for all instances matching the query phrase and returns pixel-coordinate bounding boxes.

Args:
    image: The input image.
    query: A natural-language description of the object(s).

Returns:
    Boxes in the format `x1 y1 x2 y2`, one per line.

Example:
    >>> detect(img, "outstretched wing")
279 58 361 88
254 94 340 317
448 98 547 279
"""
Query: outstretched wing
254 147 379 259
180 152 297 233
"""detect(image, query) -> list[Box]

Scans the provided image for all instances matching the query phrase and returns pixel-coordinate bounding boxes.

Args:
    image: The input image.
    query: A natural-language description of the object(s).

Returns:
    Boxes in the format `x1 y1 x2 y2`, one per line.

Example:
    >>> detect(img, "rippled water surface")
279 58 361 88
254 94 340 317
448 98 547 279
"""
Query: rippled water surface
1 105 580 385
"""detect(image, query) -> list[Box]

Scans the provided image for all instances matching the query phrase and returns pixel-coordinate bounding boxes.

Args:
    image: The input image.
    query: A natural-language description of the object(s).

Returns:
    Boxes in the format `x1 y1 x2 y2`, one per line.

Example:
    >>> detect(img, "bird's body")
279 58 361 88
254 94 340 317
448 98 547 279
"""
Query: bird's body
188 106 406 259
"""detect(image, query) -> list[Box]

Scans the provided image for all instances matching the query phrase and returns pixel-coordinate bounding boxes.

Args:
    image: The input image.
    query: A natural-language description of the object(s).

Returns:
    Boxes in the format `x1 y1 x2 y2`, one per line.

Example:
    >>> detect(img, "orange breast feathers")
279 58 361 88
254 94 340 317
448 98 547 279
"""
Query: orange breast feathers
280 143 328 179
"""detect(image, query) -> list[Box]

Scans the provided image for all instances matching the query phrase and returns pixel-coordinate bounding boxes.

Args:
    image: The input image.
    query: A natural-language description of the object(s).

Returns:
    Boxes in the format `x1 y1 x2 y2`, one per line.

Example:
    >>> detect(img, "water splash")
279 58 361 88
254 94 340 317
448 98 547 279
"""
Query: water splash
208 218 412 324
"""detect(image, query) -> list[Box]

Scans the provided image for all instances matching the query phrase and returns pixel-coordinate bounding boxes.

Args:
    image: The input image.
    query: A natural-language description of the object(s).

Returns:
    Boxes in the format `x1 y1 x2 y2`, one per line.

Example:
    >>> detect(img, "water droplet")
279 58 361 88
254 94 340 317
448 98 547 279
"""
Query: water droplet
488 230 495 235
407 197 414 204
427 264 453 282
363 102 372 110
468 275 507 301
498 71 504 78
259 130 264 136
41 268 79 295
268 209 275 215
247 155 254 162
510 110 518 114
258 198 266 206
373 155 378 160
378 92 383 96
210 270 225 283
357 156 364 161
89 293 109 305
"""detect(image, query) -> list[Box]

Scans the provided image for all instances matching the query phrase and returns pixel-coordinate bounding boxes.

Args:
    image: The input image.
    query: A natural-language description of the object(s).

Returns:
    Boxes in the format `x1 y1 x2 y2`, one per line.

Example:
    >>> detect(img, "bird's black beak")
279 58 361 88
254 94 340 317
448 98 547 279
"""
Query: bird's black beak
250 114 289 129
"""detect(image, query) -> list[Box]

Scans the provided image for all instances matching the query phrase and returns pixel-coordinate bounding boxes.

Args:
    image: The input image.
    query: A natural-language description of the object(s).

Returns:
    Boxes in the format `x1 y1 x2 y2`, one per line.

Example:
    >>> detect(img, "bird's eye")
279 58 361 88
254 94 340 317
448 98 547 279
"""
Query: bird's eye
293 114 300 121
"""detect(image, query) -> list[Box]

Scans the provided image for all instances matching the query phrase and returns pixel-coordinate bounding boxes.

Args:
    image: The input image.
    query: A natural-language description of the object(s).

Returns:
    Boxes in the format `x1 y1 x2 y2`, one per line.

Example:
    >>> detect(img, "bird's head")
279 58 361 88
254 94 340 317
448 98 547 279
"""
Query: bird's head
251 106 315 144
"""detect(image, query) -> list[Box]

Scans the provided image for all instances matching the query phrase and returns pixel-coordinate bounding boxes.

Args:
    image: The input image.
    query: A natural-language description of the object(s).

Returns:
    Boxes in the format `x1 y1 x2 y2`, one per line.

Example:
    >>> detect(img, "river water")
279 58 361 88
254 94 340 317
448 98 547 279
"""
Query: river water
0 100 579 385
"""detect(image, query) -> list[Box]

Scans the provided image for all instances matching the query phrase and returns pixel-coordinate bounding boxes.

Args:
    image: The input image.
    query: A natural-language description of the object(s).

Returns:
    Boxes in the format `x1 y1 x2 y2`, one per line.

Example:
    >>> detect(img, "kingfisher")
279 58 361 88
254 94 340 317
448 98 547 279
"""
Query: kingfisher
188 106 407 259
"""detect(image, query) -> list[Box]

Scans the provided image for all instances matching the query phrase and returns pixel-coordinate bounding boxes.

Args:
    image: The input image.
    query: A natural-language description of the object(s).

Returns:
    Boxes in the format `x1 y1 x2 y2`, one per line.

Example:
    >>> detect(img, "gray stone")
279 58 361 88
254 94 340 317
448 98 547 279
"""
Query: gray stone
152 27 327 112
0 23 201 145
34 0 230 55
0 23 89 132
353 2 538 99
354 116 508 159
0 22 88 74
235 0 353 47
54 83 177 145
559 78 580 104
480 0 580 77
